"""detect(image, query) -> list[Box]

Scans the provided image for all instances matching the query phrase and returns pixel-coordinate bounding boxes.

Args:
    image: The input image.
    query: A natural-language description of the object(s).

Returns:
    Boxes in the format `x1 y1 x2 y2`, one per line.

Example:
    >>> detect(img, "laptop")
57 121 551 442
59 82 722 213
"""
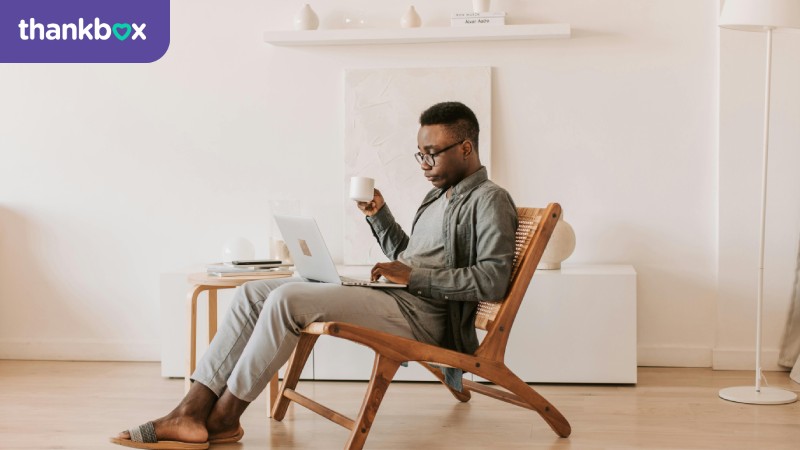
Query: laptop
274 215 407 288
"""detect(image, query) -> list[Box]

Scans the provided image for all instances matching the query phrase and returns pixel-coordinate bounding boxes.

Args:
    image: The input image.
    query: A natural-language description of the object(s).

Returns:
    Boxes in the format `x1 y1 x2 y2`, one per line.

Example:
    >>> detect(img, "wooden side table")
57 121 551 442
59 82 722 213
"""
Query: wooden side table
185 272 292 414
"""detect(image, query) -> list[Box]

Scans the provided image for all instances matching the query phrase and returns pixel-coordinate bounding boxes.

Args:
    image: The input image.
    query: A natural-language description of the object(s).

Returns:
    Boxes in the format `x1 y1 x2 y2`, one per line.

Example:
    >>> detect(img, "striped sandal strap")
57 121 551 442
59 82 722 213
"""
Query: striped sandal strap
128 421 158 443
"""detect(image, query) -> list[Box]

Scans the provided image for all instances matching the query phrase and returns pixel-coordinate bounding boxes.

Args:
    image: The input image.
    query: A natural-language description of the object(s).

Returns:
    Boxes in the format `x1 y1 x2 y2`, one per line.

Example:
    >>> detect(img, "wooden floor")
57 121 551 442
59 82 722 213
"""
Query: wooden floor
0 361 798 449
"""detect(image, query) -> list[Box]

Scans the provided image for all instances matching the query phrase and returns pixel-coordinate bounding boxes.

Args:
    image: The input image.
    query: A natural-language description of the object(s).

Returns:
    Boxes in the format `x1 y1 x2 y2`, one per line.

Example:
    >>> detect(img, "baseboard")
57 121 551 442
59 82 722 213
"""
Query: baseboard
0 338 159 361
637 345 712 367
712 348 788 371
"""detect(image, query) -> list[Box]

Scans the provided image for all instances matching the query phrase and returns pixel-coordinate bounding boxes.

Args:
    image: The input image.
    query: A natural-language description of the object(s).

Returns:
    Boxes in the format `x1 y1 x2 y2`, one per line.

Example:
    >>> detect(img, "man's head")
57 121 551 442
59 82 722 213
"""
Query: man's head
416 102 482 190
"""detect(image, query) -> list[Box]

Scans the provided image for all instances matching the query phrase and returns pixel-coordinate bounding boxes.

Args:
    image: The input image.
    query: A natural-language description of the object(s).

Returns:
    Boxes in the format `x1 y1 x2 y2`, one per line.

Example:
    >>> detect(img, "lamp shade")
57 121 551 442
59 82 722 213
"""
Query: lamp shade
719 0 800 32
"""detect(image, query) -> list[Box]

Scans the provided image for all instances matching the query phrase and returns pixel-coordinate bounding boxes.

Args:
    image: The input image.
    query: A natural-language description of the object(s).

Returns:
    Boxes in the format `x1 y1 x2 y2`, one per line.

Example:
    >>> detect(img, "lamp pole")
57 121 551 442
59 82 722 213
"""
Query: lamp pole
754 27 771 394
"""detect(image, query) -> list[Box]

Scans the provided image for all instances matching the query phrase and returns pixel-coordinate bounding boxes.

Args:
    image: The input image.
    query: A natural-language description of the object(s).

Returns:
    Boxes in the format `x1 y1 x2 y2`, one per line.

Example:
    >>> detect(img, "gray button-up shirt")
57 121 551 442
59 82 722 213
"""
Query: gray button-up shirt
367 166 518 354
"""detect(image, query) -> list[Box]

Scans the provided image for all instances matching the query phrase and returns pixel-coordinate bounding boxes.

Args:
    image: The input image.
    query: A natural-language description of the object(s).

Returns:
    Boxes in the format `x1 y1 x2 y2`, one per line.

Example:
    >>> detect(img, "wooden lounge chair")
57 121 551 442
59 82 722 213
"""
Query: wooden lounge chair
270 203 572 448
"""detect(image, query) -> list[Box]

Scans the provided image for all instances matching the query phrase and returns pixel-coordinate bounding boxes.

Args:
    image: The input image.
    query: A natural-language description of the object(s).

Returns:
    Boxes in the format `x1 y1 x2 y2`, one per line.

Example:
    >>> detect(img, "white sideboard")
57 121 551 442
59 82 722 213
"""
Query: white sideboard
485 264 637 383
161 264 636 384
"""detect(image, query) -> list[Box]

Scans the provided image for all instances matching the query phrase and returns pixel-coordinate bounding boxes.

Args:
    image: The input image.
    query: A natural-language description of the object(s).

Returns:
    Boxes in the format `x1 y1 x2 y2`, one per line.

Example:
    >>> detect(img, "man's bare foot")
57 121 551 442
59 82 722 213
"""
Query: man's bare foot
205 389 249 443
116 414 208 444
205 406 242 442
115 382 218 444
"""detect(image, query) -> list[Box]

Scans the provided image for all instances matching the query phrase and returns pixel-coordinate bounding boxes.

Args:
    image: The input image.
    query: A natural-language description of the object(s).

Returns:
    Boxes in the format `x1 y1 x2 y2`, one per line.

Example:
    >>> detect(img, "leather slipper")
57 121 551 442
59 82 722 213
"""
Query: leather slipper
109 421 209 449
208 427 244 445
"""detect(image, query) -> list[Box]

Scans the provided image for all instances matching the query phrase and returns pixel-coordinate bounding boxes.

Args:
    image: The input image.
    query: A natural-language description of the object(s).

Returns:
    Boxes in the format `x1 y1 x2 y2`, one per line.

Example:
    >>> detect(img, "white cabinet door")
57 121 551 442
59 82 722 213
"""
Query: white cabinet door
476 265 637 384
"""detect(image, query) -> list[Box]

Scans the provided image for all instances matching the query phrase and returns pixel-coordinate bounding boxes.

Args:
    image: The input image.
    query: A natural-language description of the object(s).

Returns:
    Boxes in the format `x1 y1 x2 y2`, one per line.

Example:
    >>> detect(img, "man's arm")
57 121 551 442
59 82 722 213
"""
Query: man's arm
365 203 410 262
358 188 410 262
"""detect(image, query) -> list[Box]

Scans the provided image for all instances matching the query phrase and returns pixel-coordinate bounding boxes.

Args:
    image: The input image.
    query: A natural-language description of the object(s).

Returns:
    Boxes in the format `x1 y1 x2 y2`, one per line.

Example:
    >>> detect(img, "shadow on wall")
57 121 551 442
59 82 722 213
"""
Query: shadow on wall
0 206 101 356
779 235 800 369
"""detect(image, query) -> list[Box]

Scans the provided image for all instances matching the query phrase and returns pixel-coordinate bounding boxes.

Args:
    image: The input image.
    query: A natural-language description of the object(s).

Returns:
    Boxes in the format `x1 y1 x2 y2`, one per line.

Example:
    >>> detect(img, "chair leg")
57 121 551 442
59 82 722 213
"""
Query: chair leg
267 373 279 418
483 366 571 438
271 333 318 421
417 362 471 403
345 353 401 450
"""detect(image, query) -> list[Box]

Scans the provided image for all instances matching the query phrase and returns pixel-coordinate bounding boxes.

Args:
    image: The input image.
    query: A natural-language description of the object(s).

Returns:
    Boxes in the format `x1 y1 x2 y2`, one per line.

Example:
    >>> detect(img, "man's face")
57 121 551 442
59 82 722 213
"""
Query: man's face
416 124 467 190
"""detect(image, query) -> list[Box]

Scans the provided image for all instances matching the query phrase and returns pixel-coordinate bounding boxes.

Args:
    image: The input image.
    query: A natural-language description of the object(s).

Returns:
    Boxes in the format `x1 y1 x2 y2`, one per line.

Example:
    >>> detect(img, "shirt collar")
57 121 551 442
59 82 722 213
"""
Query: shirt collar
446 166 488 198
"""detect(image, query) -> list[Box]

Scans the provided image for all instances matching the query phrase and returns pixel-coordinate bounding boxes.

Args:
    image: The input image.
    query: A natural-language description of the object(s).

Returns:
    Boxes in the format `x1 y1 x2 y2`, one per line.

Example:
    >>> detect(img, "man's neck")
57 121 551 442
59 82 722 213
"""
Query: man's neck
447 164 482 198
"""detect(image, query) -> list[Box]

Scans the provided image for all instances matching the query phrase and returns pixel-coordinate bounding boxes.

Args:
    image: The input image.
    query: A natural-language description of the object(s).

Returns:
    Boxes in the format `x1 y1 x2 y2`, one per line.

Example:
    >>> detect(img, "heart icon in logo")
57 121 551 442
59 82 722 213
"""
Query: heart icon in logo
113 23 132 41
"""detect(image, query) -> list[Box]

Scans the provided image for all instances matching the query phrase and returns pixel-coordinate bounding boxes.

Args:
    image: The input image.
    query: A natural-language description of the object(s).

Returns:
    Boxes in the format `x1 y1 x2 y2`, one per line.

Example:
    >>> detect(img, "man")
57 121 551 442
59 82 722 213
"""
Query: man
111 101 517 449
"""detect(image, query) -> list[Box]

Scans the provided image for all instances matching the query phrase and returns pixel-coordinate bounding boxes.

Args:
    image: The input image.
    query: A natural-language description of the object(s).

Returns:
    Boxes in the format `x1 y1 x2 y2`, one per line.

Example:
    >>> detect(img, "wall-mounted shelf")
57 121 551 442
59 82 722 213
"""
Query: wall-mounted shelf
263 23 570 46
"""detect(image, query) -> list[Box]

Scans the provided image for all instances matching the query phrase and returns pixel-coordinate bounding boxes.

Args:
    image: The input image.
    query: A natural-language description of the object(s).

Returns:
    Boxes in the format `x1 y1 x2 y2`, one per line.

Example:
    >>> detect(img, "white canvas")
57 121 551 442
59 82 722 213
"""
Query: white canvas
343 66 492 265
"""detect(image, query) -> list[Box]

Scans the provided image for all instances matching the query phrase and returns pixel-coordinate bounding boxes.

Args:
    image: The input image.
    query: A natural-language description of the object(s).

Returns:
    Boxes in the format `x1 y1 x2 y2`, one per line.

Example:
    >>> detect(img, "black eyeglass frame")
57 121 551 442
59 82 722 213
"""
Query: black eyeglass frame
414 140 466 167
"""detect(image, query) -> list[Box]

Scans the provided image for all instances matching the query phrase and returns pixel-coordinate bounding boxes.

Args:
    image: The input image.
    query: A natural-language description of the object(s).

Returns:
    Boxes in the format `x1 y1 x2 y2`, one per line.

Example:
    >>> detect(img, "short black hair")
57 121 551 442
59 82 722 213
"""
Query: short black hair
419 102 480 152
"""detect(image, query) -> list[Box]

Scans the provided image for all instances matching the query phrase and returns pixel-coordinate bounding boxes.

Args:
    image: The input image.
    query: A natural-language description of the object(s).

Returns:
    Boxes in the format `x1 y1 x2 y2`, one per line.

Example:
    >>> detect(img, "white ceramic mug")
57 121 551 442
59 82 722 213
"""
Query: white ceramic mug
349 176 375 202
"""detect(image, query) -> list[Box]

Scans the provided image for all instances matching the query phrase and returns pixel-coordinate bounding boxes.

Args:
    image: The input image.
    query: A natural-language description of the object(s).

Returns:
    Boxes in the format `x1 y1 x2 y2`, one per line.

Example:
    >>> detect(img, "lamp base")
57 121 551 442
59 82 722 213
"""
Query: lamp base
719 386 797 405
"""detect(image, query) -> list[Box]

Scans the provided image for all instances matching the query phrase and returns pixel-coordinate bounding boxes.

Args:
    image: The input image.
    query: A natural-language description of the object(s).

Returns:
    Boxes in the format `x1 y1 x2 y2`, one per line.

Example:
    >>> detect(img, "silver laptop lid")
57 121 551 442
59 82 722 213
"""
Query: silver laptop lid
273 215 342 284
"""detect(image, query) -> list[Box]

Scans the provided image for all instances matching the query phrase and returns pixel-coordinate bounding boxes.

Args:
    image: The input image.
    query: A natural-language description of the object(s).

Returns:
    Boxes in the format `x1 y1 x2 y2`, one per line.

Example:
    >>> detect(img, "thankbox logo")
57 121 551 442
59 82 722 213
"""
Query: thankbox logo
1 0 169 63
19 18 147 41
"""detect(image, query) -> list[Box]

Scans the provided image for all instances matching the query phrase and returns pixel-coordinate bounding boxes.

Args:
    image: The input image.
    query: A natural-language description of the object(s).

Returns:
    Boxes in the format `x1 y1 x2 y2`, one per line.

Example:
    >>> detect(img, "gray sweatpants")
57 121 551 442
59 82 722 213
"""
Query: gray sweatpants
191 277 415 402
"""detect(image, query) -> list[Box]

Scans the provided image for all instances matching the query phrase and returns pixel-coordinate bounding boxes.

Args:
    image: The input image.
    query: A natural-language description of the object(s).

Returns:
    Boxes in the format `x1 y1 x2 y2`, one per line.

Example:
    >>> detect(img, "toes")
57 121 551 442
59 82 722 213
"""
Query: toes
117 430 131 439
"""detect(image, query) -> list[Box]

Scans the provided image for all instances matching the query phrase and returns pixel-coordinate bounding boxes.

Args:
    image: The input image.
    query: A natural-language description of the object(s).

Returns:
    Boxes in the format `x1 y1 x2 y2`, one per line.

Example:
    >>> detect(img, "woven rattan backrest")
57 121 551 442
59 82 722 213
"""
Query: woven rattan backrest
475 207 543 330
472 204 560 361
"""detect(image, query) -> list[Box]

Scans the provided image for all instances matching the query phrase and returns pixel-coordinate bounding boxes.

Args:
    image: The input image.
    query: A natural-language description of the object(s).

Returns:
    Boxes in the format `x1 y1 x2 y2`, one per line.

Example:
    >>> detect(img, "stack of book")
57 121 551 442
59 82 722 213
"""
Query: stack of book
450 12 507 27
206 260 294 277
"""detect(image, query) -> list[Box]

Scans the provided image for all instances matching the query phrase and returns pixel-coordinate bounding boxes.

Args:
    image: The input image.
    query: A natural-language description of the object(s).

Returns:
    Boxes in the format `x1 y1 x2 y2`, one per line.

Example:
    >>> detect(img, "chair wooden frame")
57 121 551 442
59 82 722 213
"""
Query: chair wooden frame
271 203 571 448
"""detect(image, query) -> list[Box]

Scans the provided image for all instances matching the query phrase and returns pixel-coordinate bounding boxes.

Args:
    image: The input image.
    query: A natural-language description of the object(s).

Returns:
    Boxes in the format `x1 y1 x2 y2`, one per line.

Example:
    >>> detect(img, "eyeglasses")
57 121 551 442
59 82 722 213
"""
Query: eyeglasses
414 140 465 167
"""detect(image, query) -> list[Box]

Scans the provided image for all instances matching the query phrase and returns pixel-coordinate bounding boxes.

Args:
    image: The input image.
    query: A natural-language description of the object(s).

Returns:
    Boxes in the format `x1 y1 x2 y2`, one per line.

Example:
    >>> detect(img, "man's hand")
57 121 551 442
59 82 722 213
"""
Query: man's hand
371 261 412 285
357 188 385 217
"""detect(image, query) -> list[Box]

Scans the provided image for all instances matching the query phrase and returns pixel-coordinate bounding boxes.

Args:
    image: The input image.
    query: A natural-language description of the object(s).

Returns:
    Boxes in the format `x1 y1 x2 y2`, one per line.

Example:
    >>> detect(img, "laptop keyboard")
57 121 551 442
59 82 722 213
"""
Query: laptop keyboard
340 276 372 286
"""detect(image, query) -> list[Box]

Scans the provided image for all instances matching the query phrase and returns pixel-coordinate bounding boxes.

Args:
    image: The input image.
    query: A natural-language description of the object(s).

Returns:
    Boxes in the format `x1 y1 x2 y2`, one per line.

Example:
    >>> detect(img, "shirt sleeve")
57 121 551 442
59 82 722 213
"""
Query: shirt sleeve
366 203 410 261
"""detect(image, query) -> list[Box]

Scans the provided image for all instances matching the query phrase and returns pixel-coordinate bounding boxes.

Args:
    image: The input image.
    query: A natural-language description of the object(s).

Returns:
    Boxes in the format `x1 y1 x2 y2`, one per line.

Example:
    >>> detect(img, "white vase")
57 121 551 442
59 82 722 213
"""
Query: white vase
222 237 255 263
401 6 422 28
472 0 491 13
294 4 319 30
538 216 576 270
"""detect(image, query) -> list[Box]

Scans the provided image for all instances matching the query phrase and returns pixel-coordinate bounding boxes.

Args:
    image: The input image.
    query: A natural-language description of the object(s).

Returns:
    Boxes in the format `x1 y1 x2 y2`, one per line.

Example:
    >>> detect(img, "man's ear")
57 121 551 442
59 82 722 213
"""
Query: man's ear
462 140 474 159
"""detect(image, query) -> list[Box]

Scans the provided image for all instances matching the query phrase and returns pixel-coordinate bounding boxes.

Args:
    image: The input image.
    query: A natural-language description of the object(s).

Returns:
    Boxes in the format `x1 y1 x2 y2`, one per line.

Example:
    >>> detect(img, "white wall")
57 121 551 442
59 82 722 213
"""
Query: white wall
0 0 726 367
717 21 800 369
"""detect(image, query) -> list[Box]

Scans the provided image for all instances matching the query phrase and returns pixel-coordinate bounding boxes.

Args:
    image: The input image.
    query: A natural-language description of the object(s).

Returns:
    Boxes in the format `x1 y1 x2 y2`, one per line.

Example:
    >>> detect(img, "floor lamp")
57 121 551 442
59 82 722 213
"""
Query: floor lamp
718 0 800 405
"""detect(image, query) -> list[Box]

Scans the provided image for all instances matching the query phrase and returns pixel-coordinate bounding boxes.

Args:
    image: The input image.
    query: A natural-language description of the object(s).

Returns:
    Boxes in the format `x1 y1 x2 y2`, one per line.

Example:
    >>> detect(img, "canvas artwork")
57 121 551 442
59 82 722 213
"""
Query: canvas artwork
343 66 492 265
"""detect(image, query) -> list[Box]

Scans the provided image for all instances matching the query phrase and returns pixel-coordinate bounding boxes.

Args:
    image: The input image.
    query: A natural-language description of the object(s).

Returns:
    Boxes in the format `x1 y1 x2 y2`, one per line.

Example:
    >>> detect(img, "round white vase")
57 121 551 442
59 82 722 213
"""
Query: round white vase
538 216 576 270
222 237 255 263
294 4 319 31
401 6 422 28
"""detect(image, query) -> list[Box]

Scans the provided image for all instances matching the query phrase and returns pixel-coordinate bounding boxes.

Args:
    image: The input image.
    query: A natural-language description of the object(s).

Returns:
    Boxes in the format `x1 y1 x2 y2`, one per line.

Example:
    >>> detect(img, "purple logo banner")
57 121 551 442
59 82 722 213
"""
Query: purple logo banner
0 0 170 63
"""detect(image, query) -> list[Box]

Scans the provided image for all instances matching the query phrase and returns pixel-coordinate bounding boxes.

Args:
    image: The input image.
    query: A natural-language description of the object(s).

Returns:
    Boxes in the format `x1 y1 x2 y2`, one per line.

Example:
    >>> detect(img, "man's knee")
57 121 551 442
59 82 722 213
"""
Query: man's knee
235 281 267 309
236 278 290 308
265 283 320 330
267 283 302 313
